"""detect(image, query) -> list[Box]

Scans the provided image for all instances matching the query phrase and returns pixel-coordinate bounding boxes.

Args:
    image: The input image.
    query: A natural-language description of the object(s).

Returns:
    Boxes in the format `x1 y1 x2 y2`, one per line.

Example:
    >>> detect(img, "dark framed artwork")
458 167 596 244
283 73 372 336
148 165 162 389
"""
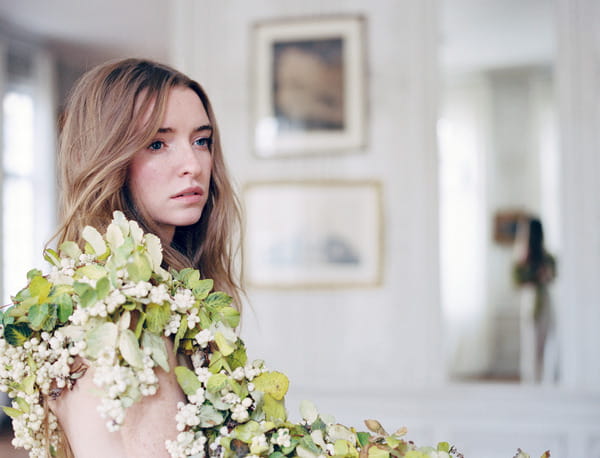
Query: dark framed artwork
252 16 367 157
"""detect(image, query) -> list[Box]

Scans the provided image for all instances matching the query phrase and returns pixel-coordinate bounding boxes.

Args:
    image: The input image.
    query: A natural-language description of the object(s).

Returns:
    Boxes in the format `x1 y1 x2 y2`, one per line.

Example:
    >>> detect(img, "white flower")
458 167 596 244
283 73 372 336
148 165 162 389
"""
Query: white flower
194 329 213 348
250 434 269 455
149 284 170 305
232 367 245 381
272 428 291 448
231 404 249 423
188 388 205 405
164 314 181 336
172 289 195 313
187 309 200 329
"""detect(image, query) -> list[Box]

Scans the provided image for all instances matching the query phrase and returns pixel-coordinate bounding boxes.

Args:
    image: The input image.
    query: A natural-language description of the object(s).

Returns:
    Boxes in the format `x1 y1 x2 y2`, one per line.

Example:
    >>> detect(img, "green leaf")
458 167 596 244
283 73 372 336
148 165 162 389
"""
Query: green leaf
29 276 52 303
214 306 240 329
76 264 108 280
73 282 97 308
205 389 231 410
227 346 248 370
41 306 58 332
4 323 32 346
54 294 74 323
95 276 111 300
357 432 371 448
367 445 390 458
43 248 61 267
21 374 36 395
206 373 229 393
252 371 289 400
59 241 82 259
174 366 203 396
297 435 321 455
79 288 97 308
197 308 212 330
28 303 50 331
126 251 152 282
233 420 262 442
2 406 23 419
82 225 107 256
145 303 171 334
106 221 125 249
208 350 225 373
197 404 225 428
329 424 356 445
215 331 236 356
144 233 163 271
85 322 118 359
311 417 327 432
177 268 199 287
334 440 351 456
262 393 287 422
205 291 233 308
300 400 319 424
119 329 144 369
141 331 169 372
14 397 30 413
192 278 213 300
26 269 43 281
437 442 450 452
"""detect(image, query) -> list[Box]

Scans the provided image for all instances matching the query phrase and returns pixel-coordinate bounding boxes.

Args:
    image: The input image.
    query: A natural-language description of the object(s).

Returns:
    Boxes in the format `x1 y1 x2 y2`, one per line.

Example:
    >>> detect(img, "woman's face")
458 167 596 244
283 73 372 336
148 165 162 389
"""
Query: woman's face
128 87 213 242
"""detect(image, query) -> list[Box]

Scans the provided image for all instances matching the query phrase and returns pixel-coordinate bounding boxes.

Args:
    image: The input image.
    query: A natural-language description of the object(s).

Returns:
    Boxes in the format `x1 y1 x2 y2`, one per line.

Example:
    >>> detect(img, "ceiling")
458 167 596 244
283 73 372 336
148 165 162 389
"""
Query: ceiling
0 0 169 66
441 0 554 73
0 0 553 73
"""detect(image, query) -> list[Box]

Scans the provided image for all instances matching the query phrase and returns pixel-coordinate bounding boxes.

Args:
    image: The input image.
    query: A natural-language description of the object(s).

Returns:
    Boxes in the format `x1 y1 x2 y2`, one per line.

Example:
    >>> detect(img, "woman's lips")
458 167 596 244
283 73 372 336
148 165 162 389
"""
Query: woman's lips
171 187 204 202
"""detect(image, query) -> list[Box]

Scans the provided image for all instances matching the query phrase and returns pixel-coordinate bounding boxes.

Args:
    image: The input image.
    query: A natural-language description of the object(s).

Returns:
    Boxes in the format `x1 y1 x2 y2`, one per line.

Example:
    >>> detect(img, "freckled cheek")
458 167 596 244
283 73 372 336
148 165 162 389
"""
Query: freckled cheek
129 161 166 201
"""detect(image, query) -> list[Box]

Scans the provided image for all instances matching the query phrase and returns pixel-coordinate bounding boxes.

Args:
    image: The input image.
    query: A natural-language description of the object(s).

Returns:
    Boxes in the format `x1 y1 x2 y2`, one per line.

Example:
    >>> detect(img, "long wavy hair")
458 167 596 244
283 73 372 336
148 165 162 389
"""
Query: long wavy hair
54 58 242 306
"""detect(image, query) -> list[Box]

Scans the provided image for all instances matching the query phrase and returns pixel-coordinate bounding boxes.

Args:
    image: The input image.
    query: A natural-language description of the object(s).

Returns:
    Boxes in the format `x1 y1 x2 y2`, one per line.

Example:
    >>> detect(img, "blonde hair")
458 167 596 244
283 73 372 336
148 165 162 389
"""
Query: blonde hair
55 58 242 305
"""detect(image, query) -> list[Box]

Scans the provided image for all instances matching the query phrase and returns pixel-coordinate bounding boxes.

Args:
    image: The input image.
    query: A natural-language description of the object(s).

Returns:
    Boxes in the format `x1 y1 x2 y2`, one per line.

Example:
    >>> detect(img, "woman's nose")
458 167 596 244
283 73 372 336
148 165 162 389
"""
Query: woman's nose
177 143 203 177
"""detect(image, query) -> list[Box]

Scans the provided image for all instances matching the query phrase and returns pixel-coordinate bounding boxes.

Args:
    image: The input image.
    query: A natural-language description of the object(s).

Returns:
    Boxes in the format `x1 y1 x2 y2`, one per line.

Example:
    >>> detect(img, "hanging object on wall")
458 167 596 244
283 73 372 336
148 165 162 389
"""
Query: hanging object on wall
252 15 367 158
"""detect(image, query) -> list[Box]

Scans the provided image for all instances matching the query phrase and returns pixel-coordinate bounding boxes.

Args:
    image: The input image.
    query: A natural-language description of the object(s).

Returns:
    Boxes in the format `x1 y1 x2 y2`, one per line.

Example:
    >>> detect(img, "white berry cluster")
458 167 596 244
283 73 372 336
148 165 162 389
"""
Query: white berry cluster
0 331 72 455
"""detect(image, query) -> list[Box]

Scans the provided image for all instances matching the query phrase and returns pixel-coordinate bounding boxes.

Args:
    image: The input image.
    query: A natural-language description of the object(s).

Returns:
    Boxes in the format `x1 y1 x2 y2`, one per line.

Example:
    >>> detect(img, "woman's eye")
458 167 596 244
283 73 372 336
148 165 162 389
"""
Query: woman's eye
194 137 213 149
148 140 164 151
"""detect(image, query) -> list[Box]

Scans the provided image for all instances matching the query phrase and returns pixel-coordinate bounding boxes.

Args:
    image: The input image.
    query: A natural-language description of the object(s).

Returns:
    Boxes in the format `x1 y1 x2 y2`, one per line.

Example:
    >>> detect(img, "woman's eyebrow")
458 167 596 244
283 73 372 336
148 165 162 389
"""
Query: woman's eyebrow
157 125 213 134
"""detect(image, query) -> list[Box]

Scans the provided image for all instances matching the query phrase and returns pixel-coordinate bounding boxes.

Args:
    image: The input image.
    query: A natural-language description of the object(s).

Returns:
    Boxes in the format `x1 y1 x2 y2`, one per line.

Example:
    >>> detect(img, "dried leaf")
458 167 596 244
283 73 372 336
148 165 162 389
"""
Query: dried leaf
365 419 388 436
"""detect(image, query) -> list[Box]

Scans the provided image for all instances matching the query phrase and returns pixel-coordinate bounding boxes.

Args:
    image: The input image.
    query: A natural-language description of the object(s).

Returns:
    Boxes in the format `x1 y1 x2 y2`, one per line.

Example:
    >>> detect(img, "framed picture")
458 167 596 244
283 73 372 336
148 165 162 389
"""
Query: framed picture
243 181 382 288
252 16 367 158
493 210 529 245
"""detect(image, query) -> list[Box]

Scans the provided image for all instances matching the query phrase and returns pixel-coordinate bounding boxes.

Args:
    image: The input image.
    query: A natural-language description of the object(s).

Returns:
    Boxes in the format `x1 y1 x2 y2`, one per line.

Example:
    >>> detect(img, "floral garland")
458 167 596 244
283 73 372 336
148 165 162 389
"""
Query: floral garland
0 212 547 458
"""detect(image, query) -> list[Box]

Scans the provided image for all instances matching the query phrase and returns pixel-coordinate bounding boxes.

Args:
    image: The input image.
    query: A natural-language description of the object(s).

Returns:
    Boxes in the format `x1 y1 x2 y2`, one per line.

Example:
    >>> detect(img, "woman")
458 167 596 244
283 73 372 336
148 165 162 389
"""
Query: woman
513 217 557 383
48 58 243 457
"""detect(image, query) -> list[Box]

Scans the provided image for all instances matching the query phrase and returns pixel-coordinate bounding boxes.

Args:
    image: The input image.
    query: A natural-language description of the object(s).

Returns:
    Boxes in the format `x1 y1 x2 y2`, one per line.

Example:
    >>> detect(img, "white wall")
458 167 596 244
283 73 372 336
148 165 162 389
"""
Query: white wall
171 0 442 391
170 0 600 456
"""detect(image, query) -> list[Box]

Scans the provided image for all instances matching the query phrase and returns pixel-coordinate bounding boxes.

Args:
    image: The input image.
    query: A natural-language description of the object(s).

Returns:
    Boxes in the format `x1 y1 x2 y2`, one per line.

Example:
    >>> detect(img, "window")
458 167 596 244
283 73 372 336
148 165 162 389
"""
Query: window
1 44 56 305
